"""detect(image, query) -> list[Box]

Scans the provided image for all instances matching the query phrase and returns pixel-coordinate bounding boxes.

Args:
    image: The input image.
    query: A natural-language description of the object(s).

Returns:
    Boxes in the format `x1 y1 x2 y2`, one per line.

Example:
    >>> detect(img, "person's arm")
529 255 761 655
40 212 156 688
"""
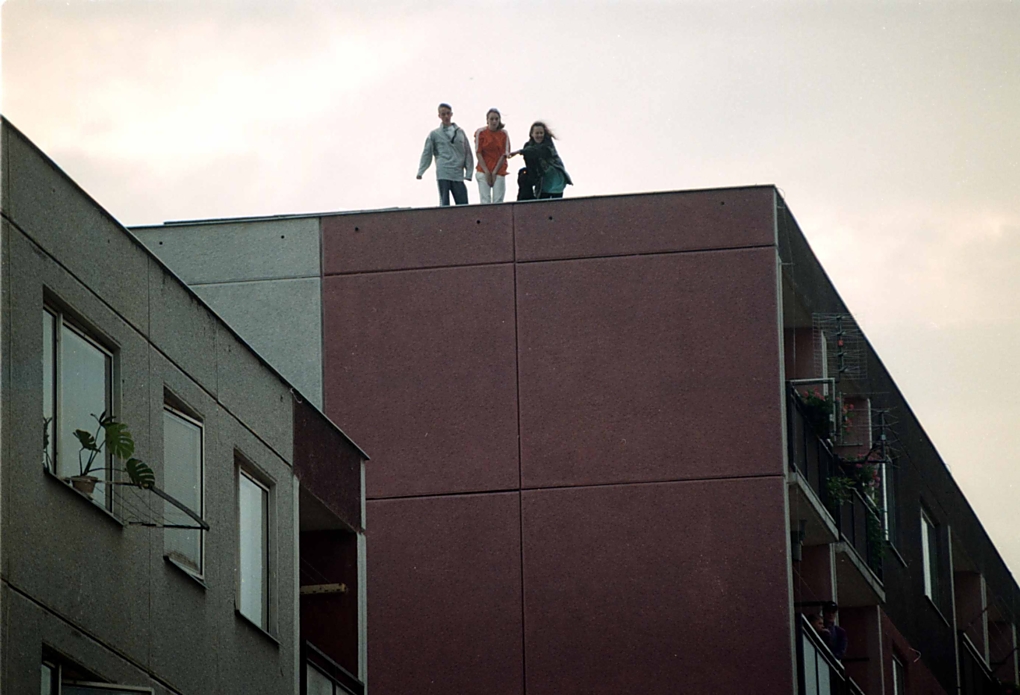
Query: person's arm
417 133 434 179
475 128 491 183
491 132 509 182
462 128 474 180
833 626 848 660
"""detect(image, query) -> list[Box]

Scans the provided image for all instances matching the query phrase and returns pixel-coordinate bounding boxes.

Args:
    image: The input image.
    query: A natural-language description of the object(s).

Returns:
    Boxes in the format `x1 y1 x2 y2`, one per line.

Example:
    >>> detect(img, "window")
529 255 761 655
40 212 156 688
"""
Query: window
891 654 906 695
41 659 151 694
239 468 270 630
163 406 204 574
307 663 334 695
921 510 939 603
41 662 58 694
43 308 113 508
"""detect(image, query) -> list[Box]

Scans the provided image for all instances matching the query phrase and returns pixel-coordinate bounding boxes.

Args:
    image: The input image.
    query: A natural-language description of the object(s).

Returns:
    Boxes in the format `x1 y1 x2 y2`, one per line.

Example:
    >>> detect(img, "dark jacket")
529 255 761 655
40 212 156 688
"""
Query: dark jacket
521 139 572 193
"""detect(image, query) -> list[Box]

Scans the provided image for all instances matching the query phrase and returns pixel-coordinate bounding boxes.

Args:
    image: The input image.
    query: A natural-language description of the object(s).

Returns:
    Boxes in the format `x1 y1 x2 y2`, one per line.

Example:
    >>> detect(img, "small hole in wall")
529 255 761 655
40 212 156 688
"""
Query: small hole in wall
354 226 360 232
720 201 725 206
158 241 163 245
281 235 285 239
476 220 481 224
548 216 553 221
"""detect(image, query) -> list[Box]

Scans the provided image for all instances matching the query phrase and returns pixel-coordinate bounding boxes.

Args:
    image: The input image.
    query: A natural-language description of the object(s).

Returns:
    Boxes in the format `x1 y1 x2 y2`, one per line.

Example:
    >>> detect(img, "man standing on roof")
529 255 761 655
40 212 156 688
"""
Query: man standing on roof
417 103 474 206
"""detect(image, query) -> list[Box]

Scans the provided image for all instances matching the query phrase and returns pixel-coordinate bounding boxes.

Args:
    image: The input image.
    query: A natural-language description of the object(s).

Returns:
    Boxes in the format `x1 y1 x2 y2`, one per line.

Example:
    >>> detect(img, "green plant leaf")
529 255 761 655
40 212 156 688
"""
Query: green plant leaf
74 429 98 451
102 421 135 459
126 458 155 489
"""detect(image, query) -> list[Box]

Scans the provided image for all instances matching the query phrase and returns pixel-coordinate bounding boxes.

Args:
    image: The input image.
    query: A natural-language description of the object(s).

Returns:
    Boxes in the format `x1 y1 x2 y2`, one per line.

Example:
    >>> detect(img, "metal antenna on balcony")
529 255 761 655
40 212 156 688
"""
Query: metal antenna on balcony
813 313 867 383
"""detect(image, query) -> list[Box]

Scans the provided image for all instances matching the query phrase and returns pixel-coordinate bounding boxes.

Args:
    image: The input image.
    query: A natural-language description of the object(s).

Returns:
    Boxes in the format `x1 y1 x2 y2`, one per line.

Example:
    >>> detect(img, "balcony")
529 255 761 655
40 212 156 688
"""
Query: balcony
303 642 365 695
797 614 866 695
959 631 1007 695
788 390 885 605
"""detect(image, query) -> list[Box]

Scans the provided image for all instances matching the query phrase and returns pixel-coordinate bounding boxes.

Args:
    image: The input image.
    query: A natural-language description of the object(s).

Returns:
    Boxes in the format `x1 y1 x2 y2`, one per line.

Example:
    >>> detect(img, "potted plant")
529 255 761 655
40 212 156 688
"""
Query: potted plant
66 412 155 497
796 388 835 438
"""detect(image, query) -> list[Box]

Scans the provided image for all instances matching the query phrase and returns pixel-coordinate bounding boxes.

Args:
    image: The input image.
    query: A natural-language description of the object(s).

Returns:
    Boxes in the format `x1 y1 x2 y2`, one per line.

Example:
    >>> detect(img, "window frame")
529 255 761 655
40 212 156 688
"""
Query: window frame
891 653 906 695
162 404 206 577
237 464 272 633
921 509 939 604
41 658 153 694
881 459 899 545
43 305 115 510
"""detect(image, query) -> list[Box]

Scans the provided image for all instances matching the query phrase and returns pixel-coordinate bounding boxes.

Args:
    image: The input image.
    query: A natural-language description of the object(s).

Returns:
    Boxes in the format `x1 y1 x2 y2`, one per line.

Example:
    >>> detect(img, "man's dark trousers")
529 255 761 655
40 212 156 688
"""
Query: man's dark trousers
438 180 468 206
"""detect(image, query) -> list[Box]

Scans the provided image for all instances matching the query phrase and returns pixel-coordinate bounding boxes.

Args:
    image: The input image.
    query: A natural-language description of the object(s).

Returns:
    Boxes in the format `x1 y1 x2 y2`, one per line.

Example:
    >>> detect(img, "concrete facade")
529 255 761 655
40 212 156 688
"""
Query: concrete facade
132 218 324 407
1 121 367 694
132 175 1020 694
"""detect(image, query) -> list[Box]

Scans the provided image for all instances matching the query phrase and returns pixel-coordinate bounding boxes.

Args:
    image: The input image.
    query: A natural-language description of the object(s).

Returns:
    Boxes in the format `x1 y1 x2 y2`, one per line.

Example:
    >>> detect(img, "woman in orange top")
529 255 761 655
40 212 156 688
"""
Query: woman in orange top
473 108 511 204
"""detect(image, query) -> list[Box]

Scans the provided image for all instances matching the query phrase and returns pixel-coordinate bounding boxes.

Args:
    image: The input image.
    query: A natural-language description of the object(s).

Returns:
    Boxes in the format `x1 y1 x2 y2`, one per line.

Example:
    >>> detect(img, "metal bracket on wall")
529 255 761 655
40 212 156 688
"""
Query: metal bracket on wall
301 583 348 596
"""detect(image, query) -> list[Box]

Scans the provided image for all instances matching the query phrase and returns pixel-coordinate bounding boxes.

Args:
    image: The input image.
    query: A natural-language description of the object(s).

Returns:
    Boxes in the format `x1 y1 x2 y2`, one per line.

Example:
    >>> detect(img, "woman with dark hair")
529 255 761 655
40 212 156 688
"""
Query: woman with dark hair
474 108 511 204
510 121 572 199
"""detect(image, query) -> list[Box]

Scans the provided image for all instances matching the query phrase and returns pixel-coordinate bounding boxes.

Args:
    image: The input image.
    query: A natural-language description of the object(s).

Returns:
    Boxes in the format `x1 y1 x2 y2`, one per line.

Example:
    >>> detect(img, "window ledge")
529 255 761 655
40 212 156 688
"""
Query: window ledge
235 609 280 647
926 595 952 628
888 544 908 568
44 467 126 528
164 555 207 590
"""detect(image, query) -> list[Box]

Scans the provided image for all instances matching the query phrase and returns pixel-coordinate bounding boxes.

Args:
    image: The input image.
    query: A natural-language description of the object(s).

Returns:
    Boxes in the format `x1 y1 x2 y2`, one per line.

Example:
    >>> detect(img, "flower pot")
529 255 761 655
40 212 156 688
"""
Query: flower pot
69 475 99 497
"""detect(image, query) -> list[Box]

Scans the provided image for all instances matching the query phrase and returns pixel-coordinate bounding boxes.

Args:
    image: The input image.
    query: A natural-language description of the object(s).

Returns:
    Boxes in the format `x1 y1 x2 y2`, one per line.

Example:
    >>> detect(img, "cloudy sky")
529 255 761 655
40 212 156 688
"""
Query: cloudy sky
3 1 1018 578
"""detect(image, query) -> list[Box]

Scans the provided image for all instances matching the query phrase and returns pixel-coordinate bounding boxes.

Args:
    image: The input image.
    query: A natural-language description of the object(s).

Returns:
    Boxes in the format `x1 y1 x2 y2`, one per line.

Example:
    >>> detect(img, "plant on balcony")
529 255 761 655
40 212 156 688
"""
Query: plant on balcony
865 505 887 560
63 412 155 497
796 388 835 438
826 475 856 505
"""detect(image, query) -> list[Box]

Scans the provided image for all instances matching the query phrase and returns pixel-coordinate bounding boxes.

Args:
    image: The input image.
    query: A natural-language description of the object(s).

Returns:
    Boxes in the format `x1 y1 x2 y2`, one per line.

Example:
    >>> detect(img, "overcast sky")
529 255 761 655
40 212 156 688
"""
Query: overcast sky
3 0 1018 580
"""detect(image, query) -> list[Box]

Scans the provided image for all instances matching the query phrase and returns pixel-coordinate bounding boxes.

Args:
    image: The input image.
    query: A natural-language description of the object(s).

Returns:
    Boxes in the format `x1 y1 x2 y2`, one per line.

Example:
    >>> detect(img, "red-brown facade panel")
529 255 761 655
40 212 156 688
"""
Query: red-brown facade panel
367 493 524 695
881 609 951 695
321 205 514 275
514 187 776 262
517 246 782 488
322 264 519 498
293 399 363 529
521 477 792 695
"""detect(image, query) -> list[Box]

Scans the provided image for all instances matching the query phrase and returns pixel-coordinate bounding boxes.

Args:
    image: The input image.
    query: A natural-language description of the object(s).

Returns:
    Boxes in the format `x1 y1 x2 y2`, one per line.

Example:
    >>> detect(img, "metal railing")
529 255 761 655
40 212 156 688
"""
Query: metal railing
787 391 840 514
959 632 1000 695
788 390 883 581
302 642 364 695
796 614 866 695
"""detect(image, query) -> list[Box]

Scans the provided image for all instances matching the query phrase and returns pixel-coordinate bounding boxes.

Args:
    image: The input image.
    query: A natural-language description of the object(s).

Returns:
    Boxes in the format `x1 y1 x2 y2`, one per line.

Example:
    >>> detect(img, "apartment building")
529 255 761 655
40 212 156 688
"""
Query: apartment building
1 120 368 695
132 170 1020 694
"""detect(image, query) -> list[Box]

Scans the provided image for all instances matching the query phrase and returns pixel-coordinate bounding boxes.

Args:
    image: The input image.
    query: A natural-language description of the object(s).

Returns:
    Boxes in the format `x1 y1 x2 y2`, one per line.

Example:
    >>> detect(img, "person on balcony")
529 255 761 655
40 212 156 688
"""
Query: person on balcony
823 601 848 660
807 613 829 640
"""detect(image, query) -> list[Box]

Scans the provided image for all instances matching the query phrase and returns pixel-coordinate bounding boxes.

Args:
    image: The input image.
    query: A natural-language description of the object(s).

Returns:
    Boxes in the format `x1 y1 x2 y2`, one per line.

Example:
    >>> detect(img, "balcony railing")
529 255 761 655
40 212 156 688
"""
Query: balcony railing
787 391 840 512
959 631 1001 695
797 614 866 695
788 391 883 581
302 642 364 695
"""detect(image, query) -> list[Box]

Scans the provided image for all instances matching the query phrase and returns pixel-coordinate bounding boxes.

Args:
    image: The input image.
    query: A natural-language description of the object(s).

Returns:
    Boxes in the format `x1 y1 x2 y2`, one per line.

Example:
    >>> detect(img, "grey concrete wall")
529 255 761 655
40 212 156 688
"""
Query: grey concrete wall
1 121 303 694
194 278 322 406
133 219 323 408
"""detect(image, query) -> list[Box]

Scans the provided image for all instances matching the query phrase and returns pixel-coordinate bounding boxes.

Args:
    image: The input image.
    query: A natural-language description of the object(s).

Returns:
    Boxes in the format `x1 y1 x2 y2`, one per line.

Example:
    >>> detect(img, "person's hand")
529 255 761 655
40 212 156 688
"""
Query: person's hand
508 150 519 158
416 174 422 180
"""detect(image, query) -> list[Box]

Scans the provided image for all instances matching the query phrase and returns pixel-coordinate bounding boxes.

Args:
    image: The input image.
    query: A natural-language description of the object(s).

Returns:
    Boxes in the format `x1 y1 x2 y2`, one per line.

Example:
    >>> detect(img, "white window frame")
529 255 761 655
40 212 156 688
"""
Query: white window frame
43 306 115 509
41 661 153 694
162 405 205 576
881 460 897 544
921 510 938 602
891 654 905 695
238 466 271 632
